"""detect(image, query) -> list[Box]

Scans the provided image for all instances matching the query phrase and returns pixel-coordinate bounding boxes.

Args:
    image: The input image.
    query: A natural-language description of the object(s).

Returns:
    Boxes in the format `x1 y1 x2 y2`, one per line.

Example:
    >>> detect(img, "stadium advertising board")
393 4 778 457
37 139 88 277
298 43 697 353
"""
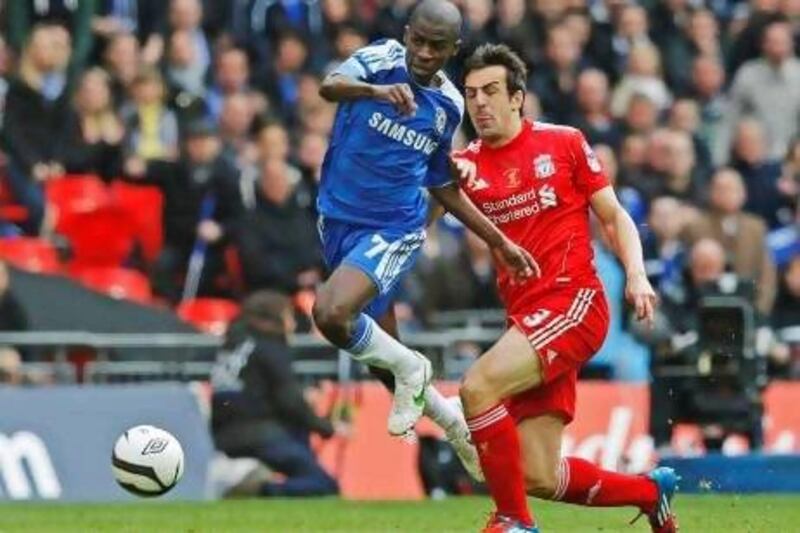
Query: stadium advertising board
0 385 213 501
314 381 800 499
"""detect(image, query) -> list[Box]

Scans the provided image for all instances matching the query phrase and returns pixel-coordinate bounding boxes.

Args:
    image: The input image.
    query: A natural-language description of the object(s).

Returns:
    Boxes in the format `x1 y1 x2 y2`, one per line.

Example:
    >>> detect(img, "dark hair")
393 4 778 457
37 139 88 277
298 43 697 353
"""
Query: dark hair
463 43 528 96
242 290 290 323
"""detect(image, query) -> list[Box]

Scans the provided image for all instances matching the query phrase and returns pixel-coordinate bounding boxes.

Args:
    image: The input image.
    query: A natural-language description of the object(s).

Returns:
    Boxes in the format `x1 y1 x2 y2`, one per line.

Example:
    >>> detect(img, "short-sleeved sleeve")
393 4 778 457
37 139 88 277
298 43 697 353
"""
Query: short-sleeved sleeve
425 81 463 189
424 131 455 189
571 130 610 197
332 39 404 83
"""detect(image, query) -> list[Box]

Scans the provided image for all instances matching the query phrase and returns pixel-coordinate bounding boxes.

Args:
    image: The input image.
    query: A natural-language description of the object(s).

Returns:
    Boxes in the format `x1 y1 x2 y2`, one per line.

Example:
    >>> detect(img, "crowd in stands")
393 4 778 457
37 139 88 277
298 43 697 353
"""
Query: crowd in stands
0 0 797 381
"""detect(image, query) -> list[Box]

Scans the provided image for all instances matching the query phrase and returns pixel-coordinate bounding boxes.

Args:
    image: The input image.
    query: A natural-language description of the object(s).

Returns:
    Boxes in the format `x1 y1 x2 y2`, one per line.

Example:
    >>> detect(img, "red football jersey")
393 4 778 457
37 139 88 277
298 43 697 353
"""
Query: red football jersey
455 120 610 314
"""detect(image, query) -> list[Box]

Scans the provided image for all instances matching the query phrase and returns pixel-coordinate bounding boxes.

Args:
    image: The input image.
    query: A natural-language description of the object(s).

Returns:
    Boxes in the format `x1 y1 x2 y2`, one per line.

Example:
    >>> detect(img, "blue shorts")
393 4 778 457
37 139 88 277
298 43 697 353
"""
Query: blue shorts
318 216 425 318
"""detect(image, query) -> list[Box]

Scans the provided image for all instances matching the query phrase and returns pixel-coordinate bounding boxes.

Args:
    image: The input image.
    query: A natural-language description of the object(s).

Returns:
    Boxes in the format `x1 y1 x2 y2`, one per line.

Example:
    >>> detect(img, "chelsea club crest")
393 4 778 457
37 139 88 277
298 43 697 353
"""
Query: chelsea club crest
435 107 447 135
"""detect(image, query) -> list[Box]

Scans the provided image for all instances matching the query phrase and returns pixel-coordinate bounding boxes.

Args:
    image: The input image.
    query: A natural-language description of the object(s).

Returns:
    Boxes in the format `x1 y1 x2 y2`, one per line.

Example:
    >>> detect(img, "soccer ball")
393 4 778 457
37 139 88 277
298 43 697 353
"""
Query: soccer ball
111 425 185 497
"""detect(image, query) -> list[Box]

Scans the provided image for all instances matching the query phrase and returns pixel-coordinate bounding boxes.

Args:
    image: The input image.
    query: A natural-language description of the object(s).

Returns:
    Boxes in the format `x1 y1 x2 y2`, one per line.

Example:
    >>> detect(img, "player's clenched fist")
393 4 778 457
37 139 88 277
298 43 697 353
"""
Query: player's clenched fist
372 83 418 116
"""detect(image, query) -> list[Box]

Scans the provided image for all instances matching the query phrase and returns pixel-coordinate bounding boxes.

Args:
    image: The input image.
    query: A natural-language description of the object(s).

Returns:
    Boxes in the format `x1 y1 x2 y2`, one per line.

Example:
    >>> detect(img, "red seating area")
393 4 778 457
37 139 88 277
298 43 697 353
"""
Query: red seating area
0 237 60 274
110 181 164 264
0 176 28 223
0 174 245 335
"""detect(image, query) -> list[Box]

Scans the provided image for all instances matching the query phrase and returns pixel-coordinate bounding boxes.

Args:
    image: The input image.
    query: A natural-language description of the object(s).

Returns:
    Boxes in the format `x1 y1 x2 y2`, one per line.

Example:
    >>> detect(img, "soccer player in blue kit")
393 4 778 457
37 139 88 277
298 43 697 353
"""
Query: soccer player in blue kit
312 0 536 480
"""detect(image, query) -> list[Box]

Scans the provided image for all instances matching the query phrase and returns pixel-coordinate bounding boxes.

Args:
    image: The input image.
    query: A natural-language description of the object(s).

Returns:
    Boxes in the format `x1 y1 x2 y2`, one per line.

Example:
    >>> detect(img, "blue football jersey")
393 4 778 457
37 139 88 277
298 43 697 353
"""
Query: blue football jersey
317 39 464 231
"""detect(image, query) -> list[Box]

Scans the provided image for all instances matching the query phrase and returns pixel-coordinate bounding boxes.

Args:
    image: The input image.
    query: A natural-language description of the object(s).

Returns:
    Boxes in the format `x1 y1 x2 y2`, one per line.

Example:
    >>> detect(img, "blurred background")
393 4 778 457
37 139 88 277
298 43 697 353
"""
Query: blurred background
0 0 797 502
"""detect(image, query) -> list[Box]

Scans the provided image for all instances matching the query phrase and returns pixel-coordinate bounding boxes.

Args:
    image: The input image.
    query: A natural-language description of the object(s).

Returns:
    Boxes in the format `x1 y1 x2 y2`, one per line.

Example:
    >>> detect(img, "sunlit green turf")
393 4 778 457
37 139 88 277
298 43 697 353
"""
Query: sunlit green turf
1 495 798 532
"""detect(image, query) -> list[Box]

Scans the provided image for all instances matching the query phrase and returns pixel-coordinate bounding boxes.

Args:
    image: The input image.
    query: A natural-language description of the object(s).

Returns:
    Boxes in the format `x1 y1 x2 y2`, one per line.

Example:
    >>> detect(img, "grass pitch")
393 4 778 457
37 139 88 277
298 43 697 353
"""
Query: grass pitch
1 495 798 532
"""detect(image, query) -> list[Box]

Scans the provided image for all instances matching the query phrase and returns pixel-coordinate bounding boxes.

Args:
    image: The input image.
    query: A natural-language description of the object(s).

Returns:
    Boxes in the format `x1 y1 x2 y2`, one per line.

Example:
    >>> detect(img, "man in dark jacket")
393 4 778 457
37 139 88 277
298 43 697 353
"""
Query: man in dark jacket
235 157 322 294
125 119 243 301
211 290 339 497
1 23 72 234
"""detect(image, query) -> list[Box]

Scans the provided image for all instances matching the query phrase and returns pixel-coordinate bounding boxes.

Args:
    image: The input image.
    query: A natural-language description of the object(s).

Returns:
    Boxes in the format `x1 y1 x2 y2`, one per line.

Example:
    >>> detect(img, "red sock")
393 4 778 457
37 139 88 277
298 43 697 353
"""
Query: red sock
467 403 533 525
553 457 658 512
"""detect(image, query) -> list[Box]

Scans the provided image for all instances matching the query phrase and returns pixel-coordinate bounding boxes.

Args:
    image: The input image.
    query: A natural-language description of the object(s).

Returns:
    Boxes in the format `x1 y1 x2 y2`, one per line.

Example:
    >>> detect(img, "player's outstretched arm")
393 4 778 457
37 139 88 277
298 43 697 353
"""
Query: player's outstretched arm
319 74 417 115
590 186 657 325
428 181 540 280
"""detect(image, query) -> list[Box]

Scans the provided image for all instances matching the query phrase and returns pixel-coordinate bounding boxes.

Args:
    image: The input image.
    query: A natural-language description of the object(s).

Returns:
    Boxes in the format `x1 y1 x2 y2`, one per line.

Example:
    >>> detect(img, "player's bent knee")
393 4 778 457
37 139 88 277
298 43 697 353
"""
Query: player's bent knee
311 296 354 343
460 369 500 414
525 471 558 500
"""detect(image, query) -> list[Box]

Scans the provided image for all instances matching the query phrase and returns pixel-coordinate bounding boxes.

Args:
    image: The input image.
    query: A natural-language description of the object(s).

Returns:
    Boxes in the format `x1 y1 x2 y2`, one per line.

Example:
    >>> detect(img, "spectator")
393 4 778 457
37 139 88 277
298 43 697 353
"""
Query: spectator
642 196 689 296
594 143 646 226
667 97 713 180
256 121 292 163
685 167 777 313
458 0 496 75
617 132 649 188
619 92 660 137
371 0 417 42
6 0 94 76
295 73 325 121
101 32 140 109
0 347 23 385
164 30 208 128
635 237 729 449
92 0 166 62
727 0 786 75
219 93 258 168
724 20 800 160
211 290 339 497
569 68 622 149
530 22 584 123
150 0 210 70
235 158 321 295
687 55 729 166
62 67 125 181
164 29 207 101
561 8 597 66
411 230 502 324
730 118 789 228
610 44 672 118
530 0 569 35
296 131 328 195
772 255 800 377
263 31 310 124
319 0 361 71
492 0 539 68
121 68 180 162
607 3 653 81
521 89 542 122
233 0 323 68
324 24 368 75
639 128 707 205
777 137 800 221
1 24 72 234
297 100 336 138
125 119 243 302
659 8 726 94
589 214 651 382
206 47 253 121
0 35 10 124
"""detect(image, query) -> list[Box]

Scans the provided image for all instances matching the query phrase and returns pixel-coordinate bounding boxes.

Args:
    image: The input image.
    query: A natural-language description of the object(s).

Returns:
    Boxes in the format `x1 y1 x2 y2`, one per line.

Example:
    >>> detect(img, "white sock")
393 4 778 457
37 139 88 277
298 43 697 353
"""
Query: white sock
347 314 419 375
423 386 461 432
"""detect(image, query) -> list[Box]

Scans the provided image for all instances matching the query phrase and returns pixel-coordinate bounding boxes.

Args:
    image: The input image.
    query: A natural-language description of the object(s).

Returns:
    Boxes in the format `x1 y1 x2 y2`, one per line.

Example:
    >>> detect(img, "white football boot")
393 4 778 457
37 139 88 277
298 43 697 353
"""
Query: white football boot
443 396 484 482
387 351 432 436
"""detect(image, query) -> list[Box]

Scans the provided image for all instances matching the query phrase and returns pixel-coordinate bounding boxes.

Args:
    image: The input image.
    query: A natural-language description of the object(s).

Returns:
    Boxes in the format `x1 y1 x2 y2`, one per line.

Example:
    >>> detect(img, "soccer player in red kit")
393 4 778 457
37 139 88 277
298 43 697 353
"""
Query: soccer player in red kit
451 44 679 533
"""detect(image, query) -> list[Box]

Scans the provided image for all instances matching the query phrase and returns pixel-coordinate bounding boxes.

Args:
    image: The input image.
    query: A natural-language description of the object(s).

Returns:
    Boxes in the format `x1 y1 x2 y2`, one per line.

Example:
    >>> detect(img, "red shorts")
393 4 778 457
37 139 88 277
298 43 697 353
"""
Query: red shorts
506 286 610 424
